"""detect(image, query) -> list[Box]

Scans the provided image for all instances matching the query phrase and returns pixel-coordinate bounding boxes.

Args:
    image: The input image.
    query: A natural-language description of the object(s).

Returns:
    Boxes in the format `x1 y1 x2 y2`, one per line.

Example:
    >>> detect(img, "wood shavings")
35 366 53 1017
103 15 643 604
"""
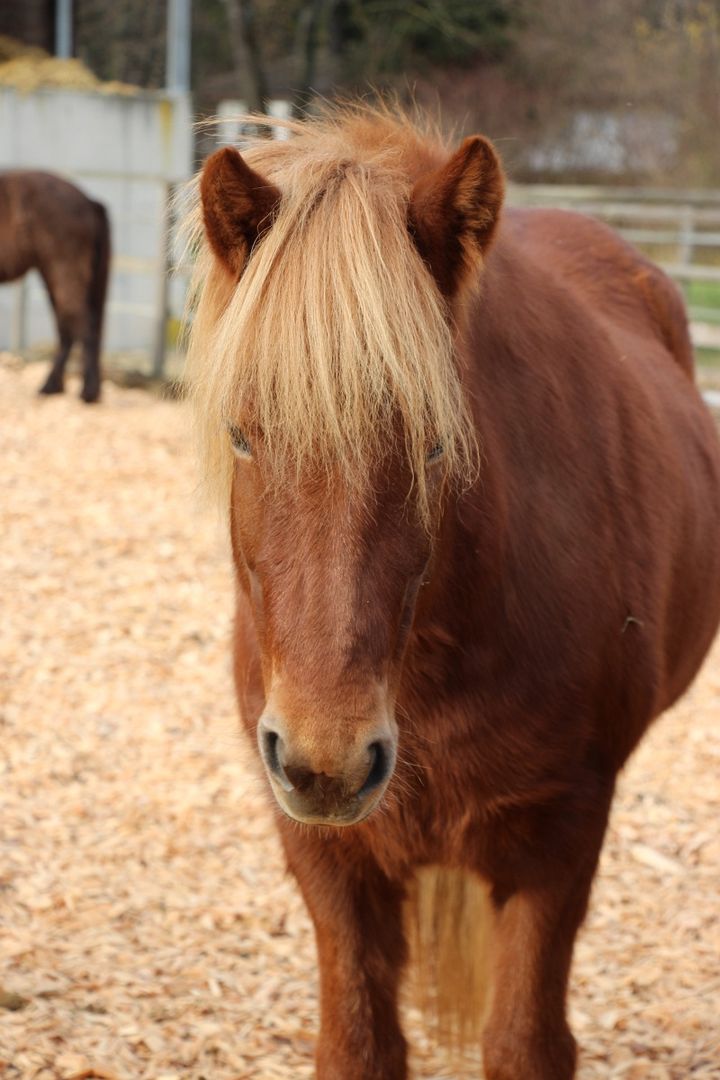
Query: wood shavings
0 364 718 1077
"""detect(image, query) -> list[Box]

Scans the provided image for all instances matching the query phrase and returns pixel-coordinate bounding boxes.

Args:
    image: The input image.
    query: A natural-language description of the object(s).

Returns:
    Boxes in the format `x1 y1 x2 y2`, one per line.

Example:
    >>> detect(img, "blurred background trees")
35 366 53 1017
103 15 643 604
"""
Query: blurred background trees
3 0 719 183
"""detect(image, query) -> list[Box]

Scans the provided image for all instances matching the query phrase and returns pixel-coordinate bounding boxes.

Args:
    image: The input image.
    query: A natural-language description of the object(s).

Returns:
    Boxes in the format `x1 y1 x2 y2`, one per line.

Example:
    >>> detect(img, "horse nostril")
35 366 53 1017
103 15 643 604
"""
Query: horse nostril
358 739 392 798
260 725 294 793
264 728 280 768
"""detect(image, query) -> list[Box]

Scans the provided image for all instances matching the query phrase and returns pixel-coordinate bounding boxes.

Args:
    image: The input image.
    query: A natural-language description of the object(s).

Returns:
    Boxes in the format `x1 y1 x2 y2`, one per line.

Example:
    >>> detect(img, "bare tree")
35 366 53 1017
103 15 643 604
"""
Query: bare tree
224 0 269 112
293 0 326 115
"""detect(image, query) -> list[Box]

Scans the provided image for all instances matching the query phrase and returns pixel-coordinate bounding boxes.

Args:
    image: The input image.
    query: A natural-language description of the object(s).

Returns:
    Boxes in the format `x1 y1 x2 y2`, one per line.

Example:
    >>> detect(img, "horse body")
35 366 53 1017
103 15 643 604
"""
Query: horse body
0 170 110 401
187 110 720 1079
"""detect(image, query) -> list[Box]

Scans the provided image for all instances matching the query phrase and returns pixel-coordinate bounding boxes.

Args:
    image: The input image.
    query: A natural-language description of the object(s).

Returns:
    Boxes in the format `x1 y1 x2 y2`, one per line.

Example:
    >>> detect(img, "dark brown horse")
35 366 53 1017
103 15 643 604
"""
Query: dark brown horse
185 107 720 1079
0 170 110 402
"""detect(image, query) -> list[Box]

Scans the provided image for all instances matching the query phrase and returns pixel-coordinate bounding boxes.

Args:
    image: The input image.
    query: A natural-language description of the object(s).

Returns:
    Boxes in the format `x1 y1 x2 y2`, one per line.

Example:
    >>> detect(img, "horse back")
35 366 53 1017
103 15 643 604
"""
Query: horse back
501 207 694 374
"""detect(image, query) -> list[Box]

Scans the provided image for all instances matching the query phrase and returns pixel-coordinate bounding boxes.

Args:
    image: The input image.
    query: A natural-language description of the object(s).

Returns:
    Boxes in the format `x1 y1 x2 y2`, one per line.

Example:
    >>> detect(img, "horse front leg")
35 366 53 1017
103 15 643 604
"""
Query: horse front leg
282 832 409 1080
39 322 73 395
482 787 613 1080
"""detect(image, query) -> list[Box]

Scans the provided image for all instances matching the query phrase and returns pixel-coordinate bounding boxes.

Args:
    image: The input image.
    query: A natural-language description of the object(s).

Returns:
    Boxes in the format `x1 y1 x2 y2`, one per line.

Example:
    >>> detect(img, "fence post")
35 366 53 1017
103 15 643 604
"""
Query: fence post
152 182 172 380
678 205 695 270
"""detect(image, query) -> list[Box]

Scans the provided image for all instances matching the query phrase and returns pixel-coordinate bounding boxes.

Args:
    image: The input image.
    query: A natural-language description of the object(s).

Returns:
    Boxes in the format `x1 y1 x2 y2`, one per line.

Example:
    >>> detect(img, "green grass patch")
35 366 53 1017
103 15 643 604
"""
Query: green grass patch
695 346 720 368
684 279 720 312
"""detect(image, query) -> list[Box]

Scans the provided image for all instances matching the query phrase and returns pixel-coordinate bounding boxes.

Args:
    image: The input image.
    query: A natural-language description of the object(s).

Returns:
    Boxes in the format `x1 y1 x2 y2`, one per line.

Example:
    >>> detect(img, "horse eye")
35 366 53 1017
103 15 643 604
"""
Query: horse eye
427 442 444 464
228 424 252 457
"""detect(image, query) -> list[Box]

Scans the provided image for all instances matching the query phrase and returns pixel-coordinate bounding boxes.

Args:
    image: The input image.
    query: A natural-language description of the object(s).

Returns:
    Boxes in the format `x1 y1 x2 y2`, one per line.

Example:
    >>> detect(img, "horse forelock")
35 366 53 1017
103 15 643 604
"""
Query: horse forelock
184 105 479 522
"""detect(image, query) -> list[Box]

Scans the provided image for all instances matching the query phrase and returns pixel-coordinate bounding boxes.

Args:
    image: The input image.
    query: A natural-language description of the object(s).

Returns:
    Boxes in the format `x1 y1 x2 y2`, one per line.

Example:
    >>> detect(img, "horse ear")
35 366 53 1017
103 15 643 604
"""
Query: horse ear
200 147 281 277
409 135 505 298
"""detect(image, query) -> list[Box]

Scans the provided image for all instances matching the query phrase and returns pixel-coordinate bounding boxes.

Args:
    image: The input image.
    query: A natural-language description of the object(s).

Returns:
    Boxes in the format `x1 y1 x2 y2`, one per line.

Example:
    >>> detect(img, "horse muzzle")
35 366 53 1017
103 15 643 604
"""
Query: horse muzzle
257 715 396 826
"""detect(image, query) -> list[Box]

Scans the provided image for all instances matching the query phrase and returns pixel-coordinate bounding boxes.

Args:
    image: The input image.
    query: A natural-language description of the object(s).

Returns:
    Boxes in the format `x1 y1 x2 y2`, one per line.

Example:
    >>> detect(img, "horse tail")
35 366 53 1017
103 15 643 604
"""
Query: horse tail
404 866 493 1050
87 200 111 352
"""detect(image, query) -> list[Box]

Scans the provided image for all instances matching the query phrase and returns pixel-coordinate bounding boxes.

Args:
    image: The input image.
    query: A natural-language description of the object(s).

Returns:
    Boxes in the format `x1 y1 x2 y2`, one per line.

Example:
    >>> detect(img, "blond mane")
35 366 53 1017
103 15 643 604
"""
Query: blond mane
183 105 479 521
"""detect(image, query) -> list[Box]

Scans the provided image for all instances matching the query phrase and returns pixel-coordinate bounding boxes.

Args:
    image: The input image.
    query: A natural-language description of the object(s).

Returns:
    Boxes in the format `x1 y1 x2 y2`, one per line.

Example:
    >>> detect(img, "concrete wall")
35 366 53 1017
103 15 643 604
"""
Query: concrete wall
0 87 192 357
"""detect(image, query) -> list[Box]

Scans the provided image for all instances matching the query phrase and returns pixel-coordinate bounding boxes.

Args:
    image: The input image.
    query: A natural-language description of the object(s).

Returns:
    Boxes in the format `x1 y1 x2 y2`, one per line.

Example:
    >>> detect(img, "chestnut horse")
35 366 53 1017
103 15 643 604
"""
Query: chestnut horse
0 170 110 402
185 108 720 1079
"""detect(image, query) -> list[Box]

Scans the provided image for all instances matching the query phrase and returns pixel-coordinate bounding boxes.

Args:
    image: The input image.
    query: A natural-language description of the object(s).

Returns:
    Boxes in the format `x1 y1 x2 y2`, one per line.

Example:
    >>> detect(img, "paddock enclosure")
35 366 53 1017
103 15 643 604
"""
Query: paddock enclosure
0 358 718 1079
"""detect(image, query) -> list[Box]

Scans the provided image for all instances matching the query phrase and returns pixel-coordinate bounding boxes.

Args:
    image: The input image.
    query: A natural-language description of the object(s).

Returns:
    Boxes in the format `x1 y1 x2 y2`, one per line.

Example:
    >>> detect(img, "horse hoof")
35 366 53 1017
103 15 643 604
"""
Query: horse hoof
38 381 64 395
80 389 100 404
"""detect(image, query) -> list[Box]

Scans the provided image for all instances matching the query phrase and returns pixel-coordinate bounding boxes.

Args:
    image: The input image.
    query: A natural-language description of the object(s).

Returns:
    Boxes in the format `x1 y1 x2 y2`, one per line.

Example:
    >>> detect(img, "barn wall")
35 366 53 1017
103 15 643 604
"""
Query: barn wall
0 87 192 355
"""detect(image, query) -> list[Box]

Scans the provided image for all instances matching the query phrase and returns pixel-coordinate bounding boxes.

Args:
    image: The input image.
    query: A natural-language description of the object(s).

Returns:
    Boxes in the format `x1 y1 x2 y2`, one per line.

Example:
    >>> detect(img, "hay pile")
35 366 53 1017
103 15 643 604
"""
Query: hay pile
0 361 718 1078
0 35 137 96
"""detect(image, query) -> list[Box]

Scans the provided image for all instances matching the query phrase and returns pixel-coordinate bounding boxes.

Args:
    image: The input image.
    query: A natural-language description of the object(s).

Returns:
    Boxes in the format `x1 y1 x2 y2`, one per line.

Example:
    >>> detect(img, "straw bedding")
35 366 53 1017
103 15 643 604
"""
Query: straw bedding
1 358 718 1079
0 35 138 95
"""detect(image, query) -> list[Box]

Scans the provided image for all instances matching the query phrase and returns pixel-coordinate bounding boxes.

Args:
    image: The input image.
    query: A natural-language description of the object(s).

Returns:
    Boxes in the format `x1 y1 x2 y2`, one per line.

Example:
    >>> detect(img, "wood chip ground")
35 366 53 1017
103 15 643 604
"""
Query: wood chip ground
1 361 718 1079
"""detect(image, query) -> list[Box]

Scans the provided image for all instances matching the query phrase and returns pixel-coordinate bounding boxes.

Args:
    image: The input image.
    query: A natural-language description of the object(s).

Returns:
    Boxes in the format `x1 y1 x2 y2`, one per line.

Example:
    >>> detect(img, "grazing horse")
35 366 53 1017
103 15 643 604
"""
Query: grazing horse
0 170 110 402
185 107 720 1079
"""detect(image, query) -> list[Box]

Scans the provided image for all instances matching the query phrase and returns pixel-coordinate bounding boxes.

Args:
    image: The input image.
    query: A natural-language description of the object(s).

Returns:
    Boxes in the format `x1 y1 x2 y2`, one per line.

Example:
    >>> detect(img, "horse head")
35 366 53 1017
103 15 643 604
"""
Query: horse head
191 112 504 825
